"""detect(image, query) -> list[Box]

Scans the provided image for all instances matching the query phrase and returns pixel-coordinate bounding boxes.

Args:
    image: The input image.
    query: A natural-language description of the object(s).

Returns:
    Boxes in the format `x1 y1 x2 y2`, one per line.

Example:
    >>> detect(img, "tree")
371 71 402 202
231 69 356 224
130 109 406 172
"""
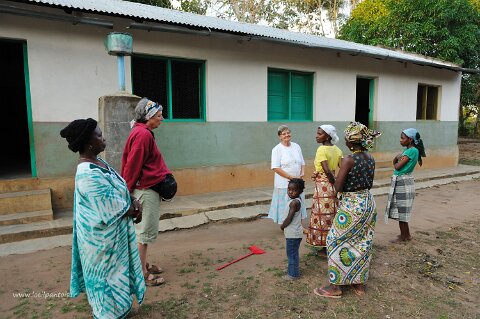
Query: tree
178 0 208 15
284 0 349 36
125 0 172 8
340 0 480 137
178 0 357 37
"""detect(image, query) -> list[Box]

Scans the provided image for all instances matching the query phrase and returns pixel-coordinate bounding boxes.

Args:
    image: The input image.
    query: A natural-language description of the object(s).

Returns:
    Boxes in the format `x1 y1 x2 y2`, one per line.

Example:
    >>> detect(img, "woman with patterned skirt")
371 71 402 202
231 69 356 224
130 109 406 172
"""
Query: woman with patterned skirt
314 122 381 298
306 125 342 256
61 119 147 318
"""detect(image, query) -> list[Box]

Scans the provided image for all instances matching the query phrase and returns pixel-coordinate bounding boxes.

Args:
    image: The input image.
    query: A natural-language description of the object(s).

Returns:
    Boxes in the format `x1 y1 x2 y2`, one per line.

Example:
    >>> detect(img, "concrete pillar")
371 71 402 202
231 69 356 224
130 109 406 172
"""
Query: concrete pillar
98 93 140 172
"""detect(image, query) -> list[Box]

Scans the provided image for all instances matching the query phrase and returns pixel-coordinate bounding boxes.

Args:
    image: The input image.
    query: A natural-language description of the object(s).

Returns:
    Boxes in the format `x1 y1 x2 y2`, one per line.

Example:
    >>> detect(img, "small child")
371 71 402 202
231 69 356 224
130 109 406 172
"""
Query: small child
384 128 426 243
280 178 306 280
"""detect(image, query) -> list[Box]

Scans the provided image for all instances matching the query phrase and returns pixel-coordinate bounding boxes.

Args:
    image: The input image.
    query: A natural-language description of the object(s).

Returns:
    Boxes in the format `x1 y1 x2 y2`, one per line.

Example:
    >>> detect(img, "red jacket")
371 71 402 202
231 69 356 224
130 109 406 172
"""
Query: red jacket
121 123 171 192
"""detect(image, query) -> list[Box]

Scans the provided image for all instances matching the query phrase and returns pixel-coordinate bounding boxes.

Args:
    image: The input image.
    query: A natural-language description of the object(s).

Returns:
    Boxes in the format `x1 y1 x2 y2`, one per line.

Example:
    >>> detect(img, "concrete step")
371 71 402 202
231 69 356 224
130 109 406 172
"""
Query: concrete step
375 167 394 179
0 189 52 215
376 160 393 169
0 166 479 246
0 210 71 244
0 210 53 226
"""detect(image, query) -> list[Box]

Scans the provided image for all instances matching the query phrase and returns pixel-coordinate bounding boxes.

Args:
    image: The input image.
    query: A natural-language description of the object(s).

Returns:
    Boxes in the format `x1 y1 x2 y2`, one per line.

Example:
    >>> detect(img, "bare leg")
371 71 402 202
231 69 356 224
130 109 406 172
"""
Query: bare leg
391 222 412 243
399 221 412 241
352 284 366 296
138 243 148 275
317 247 328 257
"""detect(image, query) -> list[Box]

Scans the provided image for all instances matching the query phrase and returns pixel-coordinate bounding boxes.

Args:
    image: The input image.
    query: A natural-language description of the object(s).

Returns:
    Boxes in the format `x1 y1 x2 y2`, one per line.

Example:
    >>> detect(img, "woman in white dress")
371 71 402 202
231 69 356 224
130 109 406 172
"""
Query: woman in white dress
267 125 307 223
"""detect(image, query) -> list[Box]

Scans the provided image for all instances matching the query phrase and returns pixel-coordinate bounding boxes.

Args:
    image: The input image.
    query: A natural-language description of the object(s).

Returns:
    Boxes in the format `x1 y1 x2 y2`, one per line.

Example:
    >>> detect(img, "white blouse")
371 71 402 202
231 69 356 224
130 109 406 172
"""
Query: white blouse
271 142 305 188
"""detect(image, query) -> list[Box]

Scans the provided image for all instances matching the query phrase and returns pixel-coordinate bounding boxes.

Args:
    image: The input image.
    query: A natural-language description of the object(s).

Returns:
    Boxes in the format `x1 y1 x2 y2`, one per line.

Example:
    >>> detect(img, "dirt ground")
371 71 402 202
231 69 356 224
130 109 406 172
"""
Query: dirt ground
1 142 479 319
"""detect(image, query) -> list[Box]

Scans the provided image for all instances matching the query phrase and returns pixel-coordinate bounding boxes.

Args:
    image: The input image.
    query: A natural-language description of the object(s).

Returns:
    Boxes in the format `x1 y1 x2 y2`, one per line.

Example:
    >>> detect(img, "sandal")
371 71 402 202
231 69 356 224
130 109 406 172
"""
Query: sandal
146 262 164 274
313 287 342 299
144 272 165 286
352 284 366 297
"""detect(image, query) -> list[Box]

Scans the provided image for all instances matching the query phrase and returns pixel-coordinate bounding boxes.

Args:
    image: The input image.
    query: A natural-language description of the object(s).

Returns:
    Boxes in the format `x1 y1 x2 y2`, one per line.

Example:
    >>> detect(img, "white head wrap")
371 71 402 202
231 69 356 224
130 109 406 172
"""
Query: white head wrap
319 124 339 144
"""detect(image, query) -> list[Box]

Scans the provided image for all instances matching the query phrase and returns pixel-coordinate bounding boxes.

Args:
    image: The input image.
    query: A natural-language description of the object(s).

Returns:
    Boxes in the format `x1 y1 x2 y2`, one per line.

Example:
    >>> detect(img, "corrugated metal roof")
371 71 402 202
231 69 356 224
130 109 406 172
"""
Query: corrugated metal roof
19 0 465 71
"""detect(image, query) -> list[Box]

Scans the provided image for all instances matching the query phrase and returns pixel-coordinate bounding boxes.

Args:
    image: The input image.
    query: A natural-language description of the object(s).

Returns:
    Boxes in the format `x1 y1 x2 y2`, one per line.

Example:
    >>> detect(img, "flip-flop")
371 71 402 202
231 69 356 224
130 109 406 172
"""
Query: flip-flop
352 285 366 297
146 263 164 274
144 272 165 286
313 287 342 299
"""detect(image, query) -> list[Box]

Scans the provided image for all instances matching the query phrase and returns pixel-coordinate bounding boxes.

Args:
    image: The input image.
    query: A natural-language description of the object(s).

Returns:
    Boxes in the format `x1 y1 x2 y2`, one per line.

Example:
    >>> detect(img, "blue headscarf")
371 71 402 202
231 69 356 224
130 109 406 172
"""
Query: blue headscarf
402 128 426 165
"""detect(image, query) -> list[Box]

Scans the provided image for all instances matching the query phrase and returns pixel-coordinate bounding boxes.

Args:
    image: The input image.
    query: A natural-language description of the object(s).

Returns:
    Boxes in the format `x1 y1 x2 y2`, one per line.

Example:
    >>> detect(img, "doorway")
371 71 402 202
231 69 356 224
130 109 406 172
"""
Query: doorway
355 77 374 127
0 40 33 179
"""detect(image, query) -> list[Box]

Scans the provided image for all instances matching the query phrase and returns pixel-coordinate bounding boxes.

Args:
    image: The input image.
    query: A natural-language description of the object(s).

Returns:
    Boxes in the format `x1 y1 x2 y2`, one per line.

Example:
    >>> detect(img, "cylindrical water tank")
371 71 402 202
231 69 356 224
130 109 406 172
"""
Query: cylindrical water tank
105 32 133 56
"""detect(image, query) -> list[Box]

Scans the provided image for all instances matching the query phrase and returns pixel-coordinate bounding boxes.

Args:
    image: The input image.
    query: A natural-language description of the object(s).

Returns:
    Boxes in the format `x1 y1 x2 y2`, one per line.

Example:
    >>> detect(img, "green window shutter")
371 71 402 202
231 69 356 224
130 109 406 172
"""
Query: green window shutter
290 73 312 120
268 71 289 120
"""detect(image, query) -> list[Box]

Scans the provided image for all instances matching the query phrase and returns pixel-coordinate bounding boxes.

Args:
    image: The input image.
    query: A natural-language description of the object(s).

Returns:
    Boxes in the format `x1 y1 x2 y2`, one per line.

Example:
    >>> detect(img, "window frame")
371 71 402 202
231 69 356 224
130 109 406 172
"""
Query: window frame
416 83 440 121
131 53 206 122
267 68 314 122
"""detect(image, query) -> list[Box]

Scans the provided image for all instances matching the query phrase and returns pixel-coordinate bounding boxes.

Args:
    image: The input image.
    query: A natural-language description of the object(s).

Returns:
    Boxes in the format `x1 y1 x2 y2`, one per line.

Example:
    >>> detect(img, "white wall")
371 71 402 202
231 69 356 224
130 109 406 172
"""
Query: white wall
0 13 461 123
1 15 121 122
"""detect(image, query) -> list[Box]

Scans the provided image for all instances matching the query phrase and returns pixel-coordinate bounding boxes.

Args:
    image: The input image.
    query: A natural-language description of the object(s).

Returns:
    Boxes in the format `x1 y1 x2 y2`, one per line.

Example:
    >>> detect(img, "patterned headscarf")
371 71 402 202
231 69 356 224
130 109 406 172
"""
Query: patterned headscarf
344 121 381 150
131 97 162 128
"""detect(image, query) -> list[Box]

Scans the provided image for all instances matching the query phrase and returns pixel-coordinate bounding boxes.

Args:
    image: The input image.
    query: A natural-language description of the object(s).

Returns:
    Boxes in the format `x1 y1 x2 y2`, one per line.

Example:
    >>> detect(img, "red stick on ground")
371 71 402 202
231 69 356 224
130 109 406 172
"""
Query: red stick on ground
216 246 266 270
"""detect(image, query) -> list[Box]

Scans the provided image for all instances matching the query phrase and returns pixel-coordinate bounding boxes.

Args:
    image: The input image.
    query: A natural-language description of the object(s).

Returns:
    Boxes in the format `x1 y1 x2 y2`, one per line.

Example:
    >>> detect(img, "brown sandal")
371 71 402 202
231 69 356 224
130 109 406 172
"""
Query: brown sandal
146 262 164 274
313 287 342 299
144 272 165 286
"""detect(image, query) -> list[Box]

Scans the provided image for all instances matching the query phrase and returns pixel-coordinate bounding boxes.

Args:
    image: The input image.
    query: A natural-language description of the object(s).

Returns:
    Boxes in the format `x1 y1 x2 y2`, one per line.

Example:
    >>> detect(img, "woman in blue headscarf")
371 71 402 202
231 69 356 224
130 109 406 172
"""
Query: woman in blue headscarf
384 128 426 243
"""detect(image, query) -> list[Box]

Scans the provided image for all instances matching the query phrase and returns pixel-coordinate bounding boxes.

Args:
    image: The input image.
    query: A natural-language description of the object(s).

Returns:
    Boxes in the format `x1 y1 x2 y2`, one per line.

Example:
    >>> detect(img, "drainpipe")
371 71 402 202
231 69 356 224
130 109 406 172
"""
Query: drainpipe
104 33 133 91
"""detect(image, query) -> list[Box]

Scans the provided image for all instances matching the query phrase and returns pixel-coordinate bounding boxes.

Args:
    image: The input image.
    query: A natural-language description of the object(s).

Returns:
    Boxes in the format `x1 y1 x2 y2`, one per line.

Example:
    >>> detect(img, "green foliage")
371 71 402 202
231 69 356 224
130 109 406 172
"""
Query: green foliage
470 0 480 11
340 0 480 137
340 0 480 68
339 0 388 45
179 0 208 15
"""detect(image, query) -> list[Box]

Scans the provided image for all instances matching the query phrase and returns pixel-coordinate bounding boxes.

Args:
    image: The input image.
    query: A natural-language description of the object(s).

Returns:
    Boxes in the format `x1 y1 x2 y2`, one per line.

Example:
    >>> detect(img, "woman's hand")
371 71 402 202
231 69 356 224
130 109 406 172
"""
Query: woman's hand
393 153 403 164
126 198 143 224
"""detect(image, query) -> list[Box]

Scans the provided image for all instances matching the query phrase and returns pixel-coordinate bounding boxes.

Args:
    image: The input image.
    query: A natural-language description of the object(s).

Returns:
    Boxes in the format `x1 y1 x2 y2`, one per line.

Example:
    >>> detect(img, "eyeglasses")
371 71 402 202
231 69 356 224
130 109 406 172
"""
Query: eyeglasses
280 131 291 135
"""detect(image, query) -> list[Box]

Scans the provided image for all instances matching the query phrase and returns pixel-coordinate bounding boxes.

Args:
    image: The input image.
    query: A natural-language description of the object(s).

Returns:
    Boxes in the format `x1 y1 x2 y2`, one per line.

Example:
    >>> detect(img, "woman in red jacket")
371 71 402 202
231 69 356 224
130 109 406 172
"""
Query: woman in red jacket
121 97 171 286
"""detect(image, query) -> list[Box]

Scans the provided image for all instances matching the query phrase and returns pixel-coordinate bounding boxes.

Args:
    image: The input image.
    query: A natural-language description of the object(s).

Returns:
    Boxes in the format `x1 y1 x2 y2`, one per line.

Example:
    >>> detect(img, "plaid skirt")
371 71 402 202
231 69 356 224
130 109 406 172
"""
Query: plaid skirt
384 174 415 223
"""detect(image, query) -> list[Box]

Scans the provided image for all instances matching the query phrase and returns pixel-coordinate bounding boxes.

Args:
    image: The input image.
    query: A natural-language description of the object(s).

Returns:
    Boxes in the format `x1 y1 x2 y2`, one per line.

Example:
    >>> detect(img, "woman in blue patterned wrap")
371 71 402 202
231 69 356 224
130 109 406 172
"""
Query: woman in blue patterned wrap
60 118 148 319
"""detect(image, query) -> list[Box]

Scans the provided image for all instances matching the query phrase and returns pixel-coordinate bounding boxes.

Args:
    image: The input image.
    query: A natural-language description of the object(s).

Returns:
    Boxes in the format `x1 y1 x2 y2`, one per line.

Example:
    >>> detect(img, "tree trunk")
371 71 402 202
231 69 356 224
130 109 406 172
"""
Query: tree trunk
474 109 480 138
458 105 466 137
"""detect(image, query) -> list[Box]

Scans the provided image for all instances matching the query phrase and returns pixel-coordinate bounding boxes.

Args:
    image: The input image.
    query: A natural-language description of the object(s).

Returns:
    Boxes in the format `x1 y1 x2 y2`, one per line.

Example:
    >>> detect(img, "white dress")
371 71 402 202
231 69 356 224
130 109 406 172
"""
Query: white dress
267 142 307 224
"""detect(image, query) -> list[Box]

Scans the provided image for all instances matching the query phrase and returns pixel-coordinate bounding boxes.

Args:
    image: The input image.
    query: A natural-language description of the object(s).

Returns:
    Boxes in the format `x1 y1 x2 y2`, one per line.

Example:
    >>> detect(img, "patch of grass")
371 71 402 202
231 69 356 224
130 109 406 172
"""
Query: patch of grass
60 301 75 314
177 267 195 274
265 267 284 277
11 299 30 317
200 257 213 266
74 300 89 313
155 297 189 319
180 282 197 289
206 272 218 279
459 158 480 166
